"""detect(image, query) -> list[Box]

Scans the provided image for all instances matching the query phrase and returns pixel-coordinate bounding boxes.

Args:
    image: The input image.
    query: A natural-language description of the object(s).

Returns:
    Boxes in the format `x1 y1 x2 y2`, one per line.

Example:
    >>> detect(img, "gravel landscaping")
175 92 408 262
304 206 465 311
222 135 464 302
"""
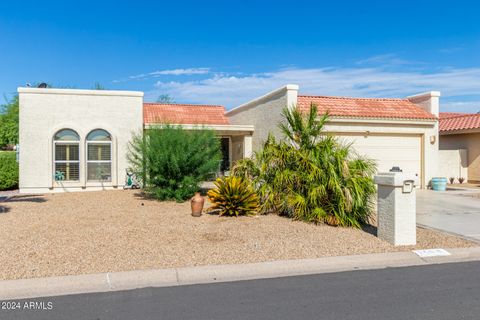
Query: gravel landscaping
0 190 476 280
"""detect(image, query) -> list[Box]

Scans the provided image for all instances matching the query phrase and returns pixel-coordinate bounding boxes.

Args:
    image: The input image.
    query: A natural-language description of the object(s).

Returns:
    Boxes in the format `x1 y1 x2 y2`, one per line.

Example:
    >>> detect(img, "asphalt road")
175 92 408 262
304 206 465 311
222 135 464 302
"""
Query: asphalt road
2 261 480 320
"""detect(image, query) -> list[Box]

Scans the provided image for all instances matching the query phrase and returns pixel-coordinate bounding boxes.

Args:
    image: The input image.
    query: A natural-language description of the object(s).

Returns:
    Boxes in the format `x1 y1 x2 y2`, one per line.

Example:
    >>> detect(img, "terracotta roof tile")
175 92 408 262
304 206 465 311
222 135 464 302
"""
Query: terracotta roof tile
439 113 480 132
439 112 468 119
297 95 435 120
143 103 230 125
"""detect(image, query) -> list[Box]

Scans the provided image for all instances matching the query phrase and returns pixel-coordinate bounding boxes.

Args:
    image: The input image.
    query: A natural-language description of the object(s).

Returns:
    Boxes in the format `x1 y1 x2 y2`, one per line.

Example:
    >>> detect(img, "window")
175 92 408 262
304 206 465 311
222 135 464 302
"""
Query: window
54 129 80 181
86 129 112 181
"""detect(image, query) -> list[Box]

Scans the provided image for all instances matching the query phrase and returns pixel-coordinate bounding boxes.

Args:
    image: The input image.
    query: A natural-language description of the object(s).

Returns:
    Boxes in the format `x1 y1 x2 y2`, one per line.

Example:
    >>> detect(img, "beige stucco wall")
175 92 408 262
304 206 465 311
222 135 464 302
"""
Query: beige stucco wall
438 149 468 181
18 87 144 193
440 132 480 182
226 85 298 151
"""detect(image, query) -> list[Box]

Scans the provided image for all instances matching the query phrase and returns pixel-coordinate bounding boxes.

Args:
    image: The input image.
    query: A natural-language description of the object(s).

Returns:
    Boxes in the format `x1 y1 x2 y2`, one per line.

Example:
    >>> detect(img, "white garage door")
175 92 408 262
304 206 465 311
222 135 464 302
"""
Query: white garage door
336 134 422 181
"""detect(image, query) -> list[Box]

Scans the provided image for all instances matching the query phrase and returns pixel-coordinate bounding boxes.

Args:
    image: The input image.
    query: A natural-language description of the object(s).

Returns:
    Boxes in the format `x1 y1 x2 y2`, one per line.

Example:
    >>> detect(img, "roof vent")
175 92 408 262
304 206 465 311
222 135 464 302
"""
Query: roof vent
37 83 48 88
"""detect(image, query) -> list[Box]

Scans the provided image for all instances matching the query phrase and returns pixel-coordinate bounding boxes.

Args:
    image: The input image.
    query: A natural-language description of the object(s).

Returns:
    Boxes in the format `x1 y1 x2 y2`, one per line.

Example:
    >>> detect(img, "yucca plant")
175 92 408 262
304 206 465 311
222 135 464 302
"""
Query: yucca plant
207 176 260 216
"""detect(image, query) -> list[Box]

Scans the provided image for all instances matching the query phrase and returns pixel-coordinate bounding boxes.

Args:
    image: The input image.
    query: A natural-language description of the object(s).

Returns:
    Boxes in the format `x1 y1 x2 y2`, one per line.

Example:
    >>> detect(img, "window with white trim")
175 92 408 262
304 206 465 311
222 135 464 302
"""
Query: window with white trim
54 129 80 181
86 129 112 182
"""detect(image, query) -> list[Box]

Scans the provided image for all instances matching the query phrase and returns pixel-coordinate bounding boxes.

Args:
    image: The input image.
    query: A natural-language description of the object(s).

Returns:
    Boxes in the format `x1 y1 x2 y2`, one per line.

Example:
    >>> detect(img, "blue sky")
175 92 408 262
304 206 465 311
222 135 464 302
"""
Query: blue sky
1 0 479 111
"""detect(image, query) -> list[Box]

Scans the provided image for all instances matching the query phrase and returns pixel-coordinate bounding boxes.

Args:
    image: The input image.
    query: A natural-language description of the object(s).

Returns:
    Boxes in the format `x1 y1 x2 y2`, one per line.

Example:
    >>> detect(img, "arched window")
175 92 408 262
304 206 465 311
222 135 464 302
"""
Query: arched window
86 129 112 181
54 129 80 181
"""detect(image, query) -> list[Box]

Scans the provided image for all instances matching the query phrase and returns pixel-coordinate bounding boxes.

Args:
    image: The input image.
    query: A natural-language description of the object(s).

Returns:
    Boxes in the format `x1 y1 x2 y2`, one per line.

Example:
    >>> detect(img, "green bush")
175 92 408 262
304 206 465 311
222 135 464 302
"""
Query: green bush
128 125 221 202
233 104 376 228
207 176 259 216
0 151 19 190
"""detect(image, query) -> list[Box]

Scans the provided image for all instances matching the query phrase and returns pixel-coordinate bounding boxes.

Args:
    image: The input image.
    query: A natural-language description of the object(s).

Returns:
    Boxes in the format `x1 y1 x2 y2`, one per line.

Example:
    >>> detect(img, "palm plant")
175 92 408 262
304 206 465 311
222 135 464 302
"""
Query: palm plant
232 103 376 227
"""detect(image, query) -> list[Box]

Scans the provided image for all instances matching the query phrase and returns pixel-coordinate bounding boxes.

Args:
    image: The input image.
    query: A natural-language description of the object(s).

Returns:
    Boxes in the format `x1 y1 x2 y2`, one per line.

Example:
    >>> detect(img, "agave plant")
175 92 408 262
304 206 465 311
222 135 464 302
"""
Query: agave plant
207 176 260 217
232 103 376 227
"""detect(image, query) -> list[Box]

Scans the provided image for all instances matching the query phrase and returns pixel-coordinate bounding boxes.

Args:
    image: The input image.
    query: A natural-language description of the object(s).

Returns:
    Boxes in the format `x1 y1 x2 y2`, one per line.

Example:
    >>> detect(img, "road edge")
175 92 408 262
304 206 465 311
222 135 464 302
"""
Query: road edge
2 246 480 300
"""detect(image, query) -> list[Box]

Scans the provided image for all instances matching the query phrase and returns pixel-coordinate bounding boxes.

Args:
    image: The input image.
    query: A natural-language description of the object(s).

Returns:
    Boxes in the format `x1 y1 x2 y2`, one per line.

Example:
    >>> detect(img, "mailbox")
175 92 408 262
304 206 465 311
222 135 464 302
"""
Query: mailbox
374 172 418 246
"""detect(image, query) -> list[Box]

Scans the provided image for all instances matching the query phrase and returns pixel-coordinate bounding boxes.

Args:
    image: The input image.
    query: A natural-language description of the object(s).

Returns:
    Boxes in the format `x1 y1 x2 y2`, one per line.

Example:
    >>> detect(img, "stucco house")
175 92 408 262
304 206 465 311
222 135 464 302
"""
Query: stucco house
439 112 480 182
18 84 441 193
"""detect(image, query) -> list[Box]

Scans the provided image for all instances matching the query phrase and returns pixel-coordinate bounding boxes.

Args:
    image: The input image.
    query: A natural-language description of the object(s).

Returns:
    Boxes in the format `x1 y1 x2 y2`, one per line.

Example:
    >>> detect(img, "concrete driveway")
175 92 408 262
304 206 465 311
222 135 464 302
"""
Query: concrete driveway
417 188 480 242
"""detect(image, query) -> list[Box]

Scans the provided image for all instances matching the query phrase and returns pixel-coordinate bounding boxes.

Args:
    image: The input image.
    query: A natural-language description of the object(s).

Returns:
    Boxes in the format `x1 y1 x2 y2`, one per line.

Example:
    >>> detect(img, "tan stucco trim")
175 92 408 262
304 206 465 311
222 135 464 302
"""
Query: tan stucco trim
327 117 436 126
440 128 480 135
144 123 255 133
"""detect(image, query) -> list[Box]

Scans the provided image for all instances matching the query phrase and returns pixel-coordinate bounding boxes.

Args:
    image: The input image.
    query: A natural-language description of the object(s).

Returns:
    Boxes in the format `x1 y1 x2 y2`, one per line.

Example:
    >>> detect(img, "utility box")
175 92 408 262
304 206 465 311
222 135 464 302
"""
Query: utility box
374 172 418 246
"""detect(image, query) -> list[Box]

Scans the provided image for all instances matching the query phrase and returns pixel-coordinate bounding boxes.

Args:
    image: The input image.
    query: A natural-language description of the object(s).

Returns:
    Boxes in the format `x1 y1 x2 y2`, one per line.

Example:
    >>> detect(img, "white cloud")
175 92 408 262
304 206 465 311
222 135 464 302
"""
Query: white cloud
145 66 480 112
113 68 210 82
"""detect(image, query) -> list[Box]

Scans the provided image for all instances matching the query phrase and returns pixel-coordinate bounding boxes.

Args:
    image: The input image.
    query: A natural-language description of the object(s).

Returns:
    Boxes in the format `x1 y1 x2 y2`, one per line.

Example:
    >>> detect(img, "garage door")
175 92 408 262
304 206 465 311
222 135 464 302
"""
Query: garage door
336 134 422 181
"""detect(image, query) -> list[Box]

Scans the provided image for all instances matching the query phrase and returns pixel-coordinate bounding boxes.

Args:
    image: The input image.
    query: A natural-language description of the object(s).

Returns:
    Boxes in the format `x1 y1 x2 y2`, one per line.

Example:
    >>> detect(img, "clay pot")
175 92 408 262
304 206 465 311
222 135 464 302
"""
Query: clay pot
191 192 205 217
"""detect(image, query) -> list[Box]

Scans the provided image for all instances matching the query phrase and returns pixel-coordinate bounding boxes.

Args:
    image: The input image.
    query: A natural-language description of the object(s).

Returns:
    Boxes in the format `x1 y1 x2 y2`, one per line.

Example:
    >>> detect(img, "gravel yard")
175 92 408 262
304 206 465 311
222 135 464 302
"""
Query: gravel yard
0 190 475 281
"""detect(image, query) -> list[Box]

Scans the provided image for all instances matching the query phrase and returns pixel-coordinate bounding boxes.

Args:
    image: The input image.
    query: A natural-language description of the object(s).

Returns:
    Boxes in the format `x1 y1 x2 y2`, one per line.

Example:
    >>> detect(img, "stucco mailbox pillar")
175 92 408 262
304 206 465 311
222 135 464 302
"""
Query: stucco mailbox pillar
374 172 418 246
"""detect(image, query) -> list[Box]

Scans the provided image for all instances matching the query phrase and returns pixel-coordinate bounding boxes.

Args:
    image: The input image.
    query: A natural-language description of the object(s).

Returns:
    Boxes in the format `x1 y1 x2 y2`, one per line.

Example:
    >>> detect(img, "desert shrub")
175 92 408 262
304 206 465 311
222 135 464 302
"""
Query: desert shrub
207 176 259 216
449 177 455 184
0 151 18 190
128 125 221 202
233 104 376 228
458 177 465 184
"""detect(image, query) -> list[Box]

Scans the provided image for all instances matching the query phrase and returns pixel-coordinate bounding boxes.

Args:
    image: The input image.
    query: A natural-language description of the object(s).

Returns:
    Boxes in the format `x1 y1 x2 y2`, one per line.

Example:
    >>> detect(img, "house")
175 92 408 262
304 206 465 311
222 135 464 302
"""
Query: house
18 87 253 193
438 112 480 182
18 84 440 193
227 85 440 188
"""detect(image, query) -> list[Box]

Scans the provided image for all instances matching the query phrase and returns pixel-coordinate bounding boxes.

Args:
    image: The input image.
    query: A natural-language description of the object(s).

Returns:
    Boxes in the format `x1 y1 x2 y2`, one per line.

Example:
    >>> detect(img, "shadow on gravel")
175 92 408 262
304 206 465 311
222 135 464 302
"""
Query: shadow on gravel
0 205 10 213
361 224 378 237
4 194 47 203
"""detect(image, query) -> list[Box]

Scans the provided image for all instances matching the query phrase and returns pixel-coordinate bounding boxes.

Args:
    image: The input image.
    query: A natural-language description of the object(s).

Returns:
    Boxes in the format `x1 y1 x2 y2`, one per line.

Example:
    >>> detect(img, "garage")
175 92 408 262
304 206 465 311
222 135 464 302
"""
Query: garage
336 134 422 184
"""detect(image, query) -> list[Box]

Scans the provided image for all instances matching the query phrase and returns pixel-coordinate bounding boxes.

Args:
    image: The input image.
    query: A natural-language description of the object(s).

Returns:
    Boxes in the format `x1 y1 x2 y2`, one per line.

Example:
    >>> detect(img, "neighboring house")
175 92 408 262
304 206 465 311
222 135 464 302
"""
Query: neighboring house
439 112 480 182
227 85 440 189
18 84 440 193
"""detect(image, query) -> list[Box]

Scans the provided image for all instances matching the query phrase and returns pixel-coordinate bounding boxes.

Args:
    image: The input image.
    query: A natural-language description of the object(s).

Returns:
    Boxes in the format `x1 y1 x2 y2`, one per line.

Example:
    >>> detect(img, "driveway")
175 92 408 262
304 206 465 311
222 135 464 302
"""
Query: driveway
417 188 480 242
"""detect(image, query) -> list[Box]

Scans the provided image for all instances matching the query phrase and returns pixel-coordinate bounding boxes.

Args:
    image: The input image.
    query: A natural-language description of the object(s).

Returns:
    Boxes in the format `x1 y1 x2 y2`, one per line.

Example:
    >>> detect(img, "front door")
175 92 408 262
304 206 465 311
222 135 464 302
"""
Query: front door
220 137 230 172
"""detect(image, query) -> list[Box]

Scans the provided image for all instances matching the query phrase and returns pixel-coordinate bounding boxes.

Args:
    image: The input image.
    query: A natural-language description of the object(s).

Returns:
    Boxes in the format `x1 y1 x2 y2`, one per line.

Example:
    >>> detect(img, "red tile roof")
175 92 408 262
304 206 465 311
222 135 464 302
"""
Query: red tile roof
439 112 468 119
143 103 230 125
297 95 435 120
439 113 480 132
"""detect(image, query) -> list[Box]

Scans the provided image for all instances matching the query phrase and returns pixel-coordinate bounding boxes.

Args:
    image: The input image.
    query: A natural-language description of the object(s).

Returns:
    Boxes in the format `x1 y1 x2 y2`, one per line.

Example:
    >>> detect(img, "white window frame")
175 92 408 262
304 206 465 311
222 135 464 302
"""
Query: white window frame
53 140 80 182
86 140 112 182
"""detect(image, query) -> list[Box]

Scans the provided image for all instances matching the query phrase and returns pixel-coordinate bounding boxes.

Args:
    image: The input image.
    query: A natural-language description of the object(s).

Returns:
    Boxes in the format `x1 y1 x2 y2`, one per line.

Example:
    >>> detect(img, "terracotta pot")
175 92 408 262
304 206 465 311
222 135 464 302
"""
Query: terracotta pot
191 192 204 217
325 215 339 227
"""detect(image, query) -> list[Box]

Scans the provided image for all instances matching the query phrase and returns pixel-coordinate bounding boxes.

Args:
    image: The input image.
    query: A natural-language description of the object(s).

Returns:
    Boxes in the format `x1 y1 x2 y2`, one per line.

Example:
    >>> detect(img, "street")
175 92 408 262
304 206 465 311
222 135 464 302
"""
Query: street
2 261 480 320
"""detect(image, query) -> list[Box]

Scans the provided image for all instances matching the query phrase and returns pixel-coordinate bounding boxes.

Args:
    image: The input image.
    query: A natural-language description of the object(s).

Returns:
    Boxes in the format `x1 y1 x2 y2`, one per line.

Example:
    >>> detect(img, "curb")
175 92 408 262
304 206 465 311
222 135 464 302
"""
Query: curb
1 247 480 300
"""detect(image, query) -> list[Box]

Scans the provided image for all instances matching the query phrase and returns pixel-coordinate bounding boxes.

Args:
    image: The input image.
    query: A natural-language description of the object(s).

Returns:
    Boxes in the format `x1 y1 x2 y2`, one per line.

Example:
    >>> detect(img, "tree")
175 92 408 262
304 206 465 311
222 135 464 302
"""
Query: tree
233 103 377 227
93 82 106 90
156 94 175 103
128 125 221 202
0 95 19 149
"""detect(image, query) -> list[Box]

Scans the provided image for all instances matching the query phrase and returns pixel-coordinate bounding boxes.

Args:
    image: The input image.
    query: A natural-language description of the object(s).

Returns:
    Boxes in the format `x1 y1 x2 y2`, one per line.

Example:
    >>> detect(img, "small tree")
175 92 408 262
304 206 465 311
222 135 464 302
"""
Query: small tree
0 95 19 149
128 125 221 202
156 94 175 104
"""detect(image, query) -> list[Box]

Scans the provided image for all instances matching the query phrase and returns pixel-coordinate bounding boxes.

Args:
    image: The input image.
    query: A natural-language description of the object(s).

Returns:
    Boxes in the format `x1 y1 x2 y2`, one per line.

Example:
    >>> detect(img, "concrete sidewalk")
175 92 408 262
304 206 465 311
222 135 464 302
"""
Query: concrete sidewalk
1 246 480 301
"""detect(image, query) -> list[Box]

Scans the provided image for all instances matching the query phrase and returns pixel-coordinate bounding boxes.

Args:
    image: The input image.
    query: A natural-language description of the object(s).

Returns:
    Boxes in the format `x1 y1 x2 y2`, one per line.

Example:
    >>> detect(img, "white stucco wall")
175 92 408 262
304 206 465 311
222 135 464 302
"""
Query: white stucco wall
438 149 468 182
18 88 144 193
226 85 298 151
